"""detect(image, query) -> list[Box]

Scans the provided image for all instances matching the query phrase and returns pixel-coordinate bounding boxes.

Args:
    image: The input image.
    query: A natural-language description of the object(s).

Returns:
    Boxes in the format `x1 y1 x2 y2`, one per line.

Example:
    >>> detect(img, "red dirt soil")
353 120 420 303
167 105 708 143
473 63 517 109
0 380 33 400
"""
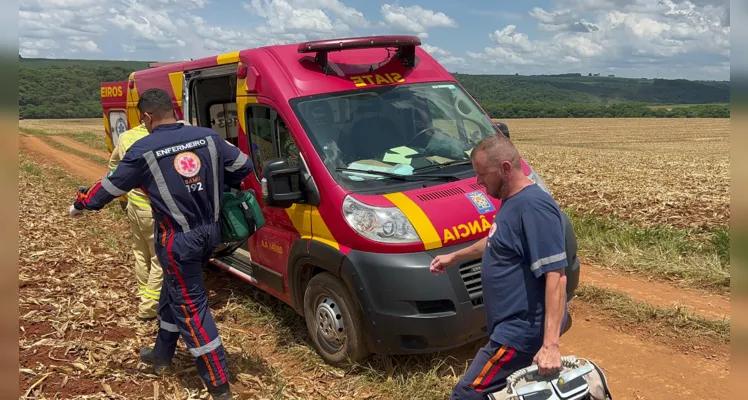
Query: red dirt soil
20 134 108 182
563 306 730 400
581 263 730 319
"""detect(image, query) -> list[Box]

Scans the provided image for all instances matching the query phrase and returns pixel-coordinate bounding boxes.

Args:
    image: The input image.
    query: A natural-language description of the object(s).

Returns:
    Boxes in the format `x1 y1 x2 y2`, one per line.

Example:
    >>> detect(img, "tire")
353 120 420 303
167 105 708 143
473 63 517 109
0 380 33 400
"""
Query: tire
303 272 370 366
562 312 573 334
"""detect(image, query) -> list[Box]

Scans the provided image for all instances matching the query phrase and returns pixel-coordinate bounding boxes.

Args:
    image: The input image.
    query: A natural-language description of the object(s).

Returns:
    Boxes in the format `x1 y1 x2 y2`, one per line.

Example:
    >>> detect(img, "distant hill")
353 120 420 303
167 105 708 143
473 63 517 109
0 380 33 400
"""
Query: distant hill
19 56 147 119
19 56 150 70
452 73 730 106
18 56 730 119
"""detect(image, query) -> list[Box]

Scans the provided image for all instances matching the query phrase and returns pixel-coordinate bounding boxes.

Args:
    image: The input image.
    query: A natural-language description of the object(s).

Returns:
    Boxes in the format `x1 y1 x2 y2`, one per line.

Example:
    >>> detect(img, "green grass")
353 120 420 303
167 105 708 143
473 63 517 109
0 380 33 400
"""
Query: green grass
50 140 108 165
20 159 42 177
576 284 730 344
62 131 110 153
567 209 730 293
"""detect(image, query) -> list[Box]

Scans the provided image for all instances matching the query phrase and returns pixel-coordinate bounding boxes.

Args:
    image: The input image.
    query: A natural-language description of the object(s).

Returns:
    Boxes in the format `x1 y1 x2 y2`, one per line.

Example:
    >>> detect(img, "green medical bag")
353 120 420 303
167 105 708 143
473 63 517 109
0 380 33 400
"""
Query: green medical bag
219 190 265 243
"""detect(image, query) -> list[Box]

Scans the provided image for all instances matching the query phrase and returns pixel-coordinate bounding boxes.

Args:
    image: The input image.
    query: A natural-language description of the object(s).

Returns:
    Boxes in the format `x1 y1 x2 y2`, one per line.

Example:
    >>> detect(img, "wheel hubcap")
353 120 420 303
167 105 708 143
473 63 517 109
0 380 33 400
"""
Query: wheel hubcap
315 296 344 350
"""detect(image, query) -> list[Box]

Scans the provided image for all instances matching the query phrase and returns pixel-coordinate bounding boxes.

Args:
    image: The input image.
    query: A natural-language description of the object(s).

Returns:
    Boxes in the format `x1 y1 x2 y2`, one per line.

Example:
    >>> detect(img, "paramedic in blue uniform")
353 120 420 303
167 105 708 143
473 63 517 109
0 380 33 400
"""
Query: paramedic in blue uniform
430 133 569 399
68 88 253 400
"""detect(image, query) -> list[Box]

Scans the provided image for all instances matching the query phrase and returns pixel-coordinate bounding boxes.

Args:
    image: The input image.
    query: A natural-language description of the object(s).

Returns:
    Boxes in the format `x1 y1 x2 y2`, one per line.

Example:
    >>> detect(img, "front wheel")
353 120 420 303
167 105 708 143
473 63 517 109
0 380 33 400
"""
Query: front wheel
303 272 370 366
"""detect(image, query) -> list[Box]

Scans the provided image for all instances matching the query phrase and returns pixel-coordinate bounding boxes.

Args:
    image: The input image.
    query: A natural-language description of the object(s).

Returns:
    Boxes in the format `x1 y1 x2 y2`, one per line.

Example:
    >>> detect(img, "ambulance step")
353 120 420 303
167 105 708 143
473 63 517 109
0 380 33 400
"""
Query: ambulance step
213 250 285 294
221 253 253 272
212 252 257 284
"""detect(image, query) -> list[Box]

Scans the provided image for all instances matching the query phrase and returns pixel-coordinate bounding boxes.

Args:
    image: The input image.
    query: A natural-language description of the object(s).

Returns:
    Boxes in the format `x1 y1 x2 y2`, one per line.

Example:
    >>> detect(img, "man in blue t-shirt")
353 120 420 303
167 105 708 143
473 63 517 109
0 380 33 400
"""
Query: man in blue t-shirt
431 134 569 399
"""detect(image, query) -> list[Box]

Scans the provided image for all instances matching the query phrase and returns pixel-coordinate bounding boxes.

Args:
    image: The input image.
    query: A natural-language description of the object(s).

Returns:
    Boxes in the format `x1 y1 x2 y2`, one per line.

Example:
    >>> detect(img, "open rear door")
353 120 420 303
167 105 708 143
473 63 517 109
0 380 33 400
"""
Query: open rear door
100 81 129 153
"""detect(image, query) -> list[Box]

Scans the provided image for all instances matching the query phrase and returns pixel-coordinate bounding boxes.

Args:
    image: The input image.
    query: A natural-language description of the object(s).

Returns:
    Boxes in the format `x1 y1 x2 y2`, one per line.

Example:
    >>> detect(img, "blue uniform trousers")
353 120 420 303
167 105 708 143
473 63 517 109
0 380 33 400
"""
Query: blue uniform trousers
450 340 535 399
151 219 229 390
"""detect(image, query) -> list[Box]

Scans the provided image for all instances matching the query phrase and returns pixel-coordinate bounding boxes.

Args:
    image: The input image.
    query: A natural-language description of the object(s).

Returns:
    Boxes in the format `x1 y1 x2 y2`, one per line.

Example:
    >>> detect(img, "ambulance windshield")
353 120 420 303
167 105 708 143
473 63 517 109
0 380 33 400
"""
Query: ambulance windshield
290 82 501 190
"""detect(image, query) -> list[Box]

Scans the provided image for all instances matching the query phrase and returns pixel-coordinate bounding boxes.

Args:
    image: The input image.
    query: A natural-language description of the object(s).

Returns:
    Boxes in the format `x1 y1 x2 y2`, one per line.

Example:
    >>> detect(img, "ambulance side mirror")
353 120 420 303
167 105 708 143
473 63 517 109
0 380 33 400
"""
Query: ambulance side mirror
495 121 510 139
262 158 305 208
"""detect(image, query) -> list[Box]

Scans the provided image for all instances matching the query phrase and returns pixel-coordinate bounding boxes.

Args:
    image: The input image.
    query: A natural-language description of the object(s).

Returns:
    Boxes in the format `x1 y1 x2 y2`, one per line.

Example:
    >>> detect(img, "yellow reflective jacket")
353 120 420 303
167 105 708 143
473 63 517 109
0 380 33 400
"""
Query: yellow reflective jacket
108 124 151 210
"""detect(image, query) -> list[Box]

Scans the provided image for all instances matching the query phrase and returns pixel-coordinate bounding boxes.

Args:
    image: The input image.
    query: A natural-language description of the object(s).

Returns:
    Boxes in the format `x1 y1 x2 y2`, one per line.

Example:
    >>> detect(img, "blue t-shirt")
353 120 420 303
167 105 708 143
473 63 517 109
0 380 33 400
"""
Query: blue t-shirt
482 183 569 354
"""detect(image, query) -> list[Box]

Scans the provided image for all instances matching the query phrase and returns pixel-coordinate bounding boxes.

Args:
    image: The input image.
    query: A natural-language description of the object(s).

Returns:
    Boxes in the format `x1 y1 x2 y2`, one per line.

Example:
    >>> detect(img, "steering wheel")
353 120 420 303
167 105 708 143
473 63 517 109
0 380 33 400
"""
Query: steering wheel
408 126 441 148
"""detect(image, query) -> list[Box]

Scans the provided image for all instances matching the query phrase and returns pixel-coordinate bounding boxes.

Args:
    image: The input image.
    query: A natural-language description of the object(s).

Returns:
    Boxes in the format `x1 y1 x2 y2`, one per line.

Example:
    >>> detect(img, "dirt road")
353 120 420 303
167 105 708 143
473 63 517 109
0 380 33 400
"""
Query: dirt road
48 136 111 159
581 263 730 319
18 133 731 400
20 134 108 182
563 305 729 399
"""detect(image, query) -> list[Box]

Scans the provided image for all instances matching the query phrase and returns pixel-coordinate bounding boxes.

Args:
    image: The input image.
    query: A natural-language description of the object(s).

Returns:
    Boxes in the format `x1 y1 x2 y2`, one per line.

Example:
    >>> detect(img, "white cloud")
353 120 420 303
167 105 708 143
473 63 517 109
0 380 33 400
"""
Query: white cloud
18 0 107 56
243 0 370 44
19 38 58 57
109 6 186 50
185 15 261 55
16 0 729 81
421 43 465 66
380 4 458 38
421 43 449 56
468 0 729 79
290 0 369 28
529 7 599 32
71 40 101 53
489 25 537 53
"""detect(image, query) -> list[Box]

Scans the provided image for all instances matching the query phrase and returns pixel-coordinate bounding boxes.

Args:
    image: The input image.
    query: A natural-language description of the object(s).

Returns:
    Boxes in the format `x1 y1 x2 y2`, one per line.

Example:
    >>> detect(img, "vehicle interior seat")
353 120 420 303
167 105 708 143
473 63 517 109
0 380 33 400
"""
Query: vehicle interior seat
337 100 402 163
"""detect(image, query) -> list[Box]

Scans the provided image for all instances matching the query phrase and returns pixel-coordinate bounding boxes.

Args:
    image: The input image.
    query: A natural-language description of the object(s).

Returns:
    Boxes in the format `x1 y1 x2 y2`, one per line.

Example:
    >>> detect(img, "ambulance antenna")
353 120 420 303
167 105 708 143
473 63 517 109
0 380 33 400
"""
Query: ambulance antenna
260 0 277 45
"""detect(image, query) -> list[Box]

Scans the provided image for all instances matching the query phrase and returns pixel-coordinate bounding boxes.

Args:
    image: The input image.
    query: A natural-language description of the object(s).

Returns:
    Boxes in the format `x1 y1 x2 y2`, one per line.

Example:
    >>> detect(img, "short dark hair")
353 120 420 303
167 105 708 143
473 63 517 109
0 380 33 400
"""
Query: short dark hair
137 88 174 118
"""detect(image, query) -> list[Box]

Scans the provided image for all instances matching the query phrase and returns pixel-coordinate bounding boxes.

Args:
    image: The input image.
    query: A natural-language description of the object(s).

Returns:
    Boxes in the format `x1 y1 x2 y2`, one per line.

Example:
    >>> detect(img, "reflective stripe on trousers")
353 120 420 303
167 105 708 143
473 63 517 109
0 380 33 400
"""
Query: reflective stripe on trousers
151 219 228 389
128 203 162 318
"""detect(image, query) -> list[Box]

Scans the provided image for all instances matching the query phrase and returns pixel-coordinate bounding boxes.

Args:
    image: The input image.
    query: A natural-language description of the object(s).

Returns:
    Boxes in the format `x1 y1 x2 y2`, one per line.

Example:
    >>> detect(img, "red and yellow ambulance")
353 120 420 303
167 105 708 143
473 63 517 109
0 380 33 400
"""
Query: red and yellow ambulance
100 35 580 366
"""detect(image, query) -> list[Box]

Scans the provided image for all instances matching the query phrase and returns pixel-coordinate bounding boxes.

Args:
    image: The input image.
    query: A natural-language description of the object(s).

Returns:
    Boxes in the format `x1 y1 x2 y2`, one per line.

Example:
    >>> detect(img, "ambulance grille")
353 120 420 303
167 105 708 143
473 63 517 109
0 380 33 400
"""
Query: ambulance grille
459 260 484 307
417 187 465 202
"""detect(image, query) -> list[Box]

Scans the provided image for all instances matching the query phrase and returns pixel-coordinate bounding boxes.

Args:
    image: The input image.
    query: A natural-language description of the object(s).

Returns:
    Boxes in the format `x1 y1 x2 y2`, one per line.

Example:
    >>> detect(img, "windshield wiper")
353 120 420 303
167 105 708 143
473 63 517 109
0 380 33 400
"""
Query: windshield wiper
413 159 472 172
335 167 459 182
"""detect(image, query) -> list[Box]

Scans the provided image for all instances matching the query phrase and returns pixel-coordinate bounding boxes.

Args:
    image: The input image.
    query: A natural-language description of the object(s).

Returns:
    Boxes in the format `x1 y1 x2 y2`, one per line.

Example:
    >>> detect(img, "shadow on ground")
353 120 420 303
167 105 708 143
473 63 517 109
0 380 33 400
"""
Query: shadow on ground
201 264 486 390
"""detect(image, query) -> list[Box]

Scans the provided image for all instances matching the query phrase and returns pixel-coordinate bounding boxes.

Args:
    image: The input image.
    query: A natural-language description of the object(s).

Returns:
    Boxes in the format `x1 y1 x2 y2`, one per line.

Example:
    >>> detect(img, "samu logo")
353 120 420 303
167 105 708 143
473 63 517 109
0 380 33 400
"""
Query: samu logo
114 118 127 135
174 152 201 178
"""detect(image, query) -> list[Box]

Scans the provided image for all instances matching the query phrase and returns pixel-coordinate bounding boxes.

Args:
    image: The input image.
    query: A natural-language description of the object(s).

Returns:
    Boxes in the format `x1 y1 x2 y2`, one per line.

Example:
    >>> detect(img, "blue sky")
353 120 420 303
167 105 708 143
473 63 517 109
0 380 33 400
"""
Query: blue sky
19 0 730 80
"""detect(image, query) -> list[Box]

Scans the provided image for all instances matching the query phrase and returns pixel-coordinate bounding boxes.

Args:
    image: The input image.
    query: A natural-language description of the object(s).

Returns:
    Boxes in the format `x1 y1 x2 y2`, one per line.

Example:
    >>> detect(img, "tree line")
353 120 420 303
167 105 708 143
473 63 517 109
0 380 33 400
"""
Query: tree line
19 58 730 119
481 102 730 119
452 73 730 106
20 64 134 119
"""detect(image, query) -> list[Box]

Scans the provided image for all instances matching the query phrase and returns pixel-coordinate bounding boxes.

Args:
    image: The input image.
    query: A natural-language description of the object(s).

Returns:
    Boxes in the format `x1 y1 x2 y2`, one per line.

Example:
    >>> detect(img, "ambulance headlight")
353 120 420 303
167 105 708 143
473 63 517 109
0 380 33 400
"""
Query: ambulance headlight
342 195 421 244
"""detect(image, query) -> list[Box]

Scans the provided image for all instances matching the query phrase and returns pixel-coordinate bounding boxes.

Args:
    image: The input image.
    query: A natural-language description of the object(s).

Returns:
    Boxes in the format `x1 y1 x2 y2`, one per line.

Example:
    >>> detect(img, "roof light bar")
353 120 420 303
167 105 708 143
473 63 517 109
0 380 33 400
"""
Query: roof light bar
297 35 421 53
298 35 421 74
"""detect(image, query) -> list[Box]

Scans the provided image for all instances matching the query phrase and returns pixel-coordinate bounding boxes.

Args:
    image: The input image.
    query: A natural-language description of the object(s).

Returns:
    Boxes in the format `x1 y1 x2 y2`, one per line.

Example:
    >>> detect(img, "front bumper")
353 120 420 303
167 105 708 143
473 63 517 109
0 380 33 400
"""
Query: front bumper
338 212 580 356
340 240 490 355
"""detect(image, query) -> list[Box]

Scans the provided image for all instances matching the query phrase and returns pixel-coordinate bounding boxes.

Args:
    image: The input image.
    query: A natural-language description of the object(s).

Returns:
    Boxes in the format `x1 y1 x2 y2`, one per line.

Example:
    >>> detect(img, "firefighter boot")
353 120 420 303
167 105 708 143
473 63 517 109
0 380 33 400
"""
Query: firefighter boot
139 347 172 375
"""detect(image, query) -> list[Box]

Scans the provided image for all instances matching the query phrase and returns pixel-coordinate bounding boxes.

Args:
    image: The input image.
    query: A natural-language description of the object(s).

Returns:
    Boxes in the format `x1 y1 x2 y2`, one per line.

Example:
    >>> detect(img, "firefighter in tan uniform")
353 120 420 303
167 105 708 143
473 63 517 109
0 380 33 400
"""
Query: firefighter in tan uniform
108 123 162 320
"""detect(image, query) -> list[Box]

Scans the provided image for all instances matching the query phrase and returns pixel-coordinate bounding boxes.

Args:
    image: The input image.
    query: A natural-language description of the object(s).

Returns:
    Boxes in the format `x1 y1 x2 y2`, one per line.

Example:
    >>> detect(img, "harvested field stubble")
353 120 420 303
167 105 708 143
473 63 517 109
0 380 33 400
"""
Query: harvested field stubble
507 118 729 229
18 119 735 400
17 151 468 400
20 118 102 135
